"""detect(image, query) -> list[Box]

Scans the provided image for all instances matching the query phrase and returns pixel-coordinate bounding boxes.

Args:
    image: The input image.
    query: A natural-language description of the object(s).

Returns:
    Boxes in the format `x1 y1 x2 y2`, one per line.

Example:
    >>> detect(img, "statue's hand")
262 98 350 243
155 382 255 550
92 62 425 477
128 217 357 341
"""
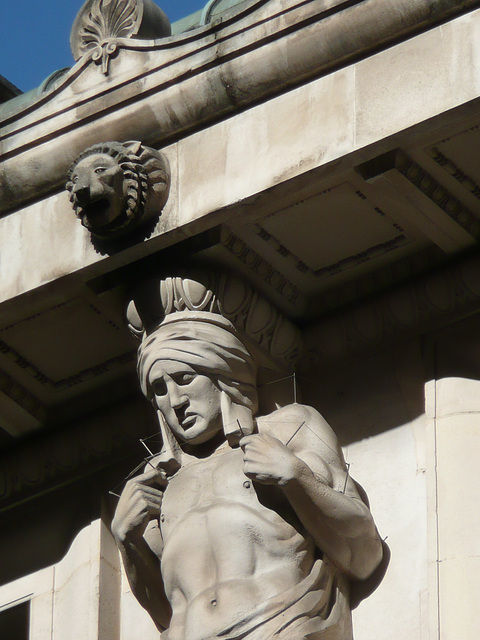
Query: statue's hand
240 433 303 486
111 467 167 543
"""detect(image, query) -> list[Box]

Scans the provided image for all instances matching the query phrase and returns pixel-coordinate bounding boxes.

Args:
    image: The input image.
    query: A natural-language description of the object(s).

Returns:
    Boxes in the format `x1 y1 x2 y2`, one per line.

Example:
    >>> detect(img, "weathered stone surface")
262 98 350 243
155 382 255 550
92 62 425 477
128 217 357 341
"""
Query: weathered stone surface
425 375 480 640
4 7 480 314
3 3 480 639
305 343 429 640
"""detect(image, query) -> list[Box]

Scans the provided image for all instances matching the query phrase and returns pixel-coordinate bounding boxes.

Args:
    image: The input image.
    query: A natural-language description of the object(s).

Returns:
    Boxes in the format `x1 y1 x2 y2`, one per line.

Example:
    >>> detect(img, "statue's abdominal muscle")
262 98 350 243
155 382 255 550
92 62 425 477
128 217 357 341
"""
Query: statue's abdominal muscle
160 448 314 608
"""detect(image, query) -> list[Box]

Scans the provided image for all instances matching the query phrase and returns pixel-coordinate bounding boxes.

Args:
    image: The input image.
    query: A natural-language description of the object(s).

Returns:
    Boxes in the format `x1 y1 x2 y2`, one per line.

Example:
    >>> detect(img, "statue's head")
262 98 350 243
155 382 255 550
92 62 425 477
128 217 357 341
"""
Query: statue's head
127 271 302 449
66 141 170 239
138 314 259 446
146 360 224 445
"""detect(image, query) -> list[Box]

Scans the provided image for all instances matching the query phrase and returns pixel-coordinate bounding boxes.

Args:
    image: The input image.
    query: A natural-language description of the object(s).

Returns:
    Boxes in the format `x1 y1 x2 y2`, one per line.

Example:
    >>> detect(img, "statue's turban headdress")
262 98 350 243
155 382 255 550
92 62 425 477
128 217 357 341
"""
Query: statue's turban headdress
137 313 258 412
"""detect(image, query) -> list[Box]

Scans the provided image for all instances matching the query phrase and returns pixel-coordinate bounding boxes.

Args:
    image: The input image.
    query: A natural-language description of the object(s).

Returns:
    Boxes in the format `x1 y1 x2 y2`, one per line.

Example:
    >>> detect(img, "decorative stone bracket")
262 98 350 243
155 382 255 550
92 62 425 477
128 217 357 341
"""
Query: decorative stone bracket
70 0 171 75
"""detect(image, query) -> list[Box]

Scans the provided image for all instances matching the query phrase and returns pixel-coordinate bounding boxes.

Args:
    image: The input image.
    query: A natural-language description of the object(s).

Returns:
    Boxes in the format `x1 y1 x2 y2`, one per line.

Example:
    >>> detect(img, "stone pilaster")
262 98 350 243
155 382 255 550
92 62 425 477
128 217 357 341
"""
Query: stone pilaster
425 375 480 639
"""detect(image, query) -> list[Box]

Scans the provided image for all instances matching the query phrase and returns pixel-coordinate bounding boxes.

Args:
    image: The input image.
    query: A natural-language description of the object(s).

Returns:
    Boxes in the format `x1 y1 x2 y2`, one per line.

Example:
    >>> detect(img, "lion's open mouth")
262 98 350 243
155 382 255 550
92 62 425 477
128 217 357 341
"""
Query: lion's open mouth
80 199 112 227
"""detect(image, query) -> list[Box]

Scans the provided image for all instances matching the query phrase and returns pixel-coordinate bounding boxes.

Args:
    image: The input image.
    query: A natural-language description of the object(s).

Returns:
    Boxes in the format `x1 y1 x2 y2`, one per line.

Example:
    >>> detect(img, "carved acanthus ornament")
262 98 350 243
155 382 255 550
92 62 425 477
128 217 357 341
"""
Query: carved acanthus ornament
71 0 170 75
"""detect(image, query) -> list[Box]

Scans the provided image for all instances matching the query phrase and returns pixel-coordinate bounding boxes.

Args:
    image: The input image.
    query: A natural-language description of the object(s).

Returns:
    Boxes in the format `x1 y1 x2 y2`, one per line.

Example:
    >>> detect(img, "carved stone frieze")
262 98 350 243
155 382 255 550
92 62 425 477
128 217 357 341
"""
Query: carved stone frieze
221 230 303 310
304 252 480 368
66 140 170 243
71 0 171 74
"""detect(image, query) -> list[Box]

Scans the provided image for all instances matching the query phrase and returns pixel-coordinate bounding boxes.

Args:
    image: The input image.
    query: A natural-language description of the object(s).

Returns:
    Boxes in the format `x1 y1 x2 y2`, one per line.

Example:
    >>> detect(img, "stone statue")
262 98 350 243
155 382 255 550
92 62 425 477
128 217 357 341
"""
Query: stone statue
66 140 170 241
112 274 384 640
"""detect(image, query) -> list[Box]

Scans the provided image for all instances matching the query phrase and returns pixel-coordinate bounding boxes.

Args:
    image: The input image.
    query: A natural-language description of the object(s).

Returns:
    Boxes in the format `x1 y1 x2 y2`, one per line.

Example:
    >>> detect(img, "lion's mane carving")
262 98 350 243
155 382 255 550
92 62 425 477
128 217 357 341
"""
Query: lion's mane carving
66 140 170 240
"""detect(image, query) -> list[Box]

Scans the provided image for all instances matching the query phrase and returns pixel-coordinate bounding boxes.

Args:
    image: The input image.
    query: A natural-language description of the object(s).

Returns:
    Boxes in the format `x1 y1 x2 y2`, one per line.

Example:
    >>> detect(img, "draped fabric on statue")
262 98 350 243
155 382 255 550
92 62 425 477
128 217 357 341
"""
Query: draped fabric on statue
160 558 352 640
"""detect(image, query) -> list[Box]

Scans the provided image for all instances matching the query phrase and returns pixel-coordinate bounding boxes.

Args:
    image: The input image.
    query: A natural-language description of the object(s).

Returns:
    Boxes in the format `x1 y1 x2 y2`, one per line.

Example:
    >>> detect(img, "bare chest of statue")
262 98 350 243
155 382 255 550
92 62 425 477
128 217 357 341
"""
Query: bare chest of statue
159 445 314 640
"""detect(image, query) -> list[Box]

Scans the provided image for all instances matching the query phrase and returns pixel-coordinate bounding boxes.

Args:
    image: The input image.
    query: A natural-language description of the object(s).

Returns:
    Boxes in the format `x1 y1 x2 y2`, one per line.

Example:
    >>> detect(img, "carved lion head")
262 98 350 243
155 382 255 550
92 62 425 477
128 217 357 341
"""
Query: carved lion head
66 141 170 240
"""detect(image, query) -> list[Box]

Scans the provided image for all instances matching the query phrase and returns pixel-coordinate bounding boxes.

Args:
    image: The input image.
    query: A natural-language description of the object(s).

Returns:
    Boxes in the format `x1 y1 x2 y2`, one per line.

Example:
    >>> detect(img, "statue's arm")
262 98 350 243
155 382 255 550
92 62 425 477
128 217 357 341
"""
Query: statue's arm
111 468 172 631
241 406 383 581
280 451 383 581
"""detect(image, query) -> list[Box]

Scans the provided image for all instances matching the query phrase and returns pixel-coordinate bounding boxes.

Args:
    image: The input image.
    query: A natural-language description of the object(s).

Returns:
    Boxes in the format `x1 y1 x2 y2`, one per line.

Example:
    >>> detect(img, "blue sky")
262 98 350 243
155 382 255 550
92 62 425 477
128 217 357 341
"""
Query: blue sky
1 1 206 92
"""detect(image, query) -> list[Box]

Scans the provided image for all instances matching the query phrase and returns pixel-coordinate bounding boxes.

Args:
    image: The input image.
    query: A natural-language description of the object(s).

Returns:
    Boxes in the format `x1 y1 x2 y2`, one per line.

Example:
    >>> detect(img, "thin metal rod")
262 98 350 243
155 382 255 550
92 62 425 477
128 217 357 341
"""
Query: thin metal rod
109 491 121 498
342 463 351 494
293 372 297 404
286 421 305 446
237 420 245 437
140 439 154 456
141 433 163 442
258 374 294 388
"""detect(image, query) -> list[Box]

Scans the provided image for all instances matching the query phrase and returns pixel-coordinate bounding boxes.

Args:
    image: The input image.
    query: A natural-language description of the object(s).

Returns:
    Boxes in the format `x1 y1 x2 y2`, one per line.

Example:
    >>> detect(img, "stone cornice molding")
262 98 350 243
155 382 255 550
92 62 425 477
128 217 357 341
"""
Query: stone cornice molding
1 0 479 215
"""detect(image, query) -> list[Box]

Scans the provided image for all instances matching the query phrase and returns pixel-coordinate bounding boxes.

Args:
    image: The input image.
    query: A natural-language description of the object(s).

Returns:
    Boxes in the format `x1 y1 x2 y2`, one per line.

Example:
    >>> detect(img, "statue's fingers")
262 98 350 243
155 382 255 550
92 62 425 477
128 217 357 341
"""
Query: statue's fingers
243 459 264 476
239 435 257 450
244 468 275 484
135 485 165 499
125 494 162 518
145 497 162 510
242 451 264 466
241 439 268 456
134 467 168 488
144 498 163 515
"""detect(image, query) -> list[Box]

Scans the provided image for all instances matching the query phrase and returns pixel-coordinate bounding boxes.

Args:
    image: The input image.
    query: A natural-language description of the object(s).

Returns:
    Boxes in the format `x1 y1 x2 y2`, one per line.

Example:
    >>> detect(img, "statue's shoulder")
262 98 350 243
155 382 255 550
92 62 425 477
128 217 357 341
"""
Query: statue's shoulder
258 402 322 426
257 403 336 443
257 404 344 469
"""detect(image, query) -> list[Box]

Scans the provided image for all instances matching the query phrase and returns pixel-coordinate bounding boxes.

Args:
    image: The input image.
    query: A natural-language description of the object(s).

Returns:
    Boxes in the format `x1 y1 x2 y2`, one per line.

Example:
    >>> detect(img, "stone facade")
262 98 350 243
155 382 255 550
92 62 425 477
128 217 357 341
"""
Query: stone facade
2 1 480 639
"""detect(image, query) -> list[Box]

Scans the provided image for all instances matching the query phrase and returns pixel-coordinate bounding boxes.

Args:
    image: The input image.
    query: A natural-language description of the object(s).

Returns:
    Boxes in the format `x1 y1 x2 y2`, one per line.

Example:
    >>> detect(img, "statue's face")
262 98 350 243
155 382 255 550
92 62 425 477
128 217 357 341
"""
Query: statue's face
69 153 127 230
148 360 223 445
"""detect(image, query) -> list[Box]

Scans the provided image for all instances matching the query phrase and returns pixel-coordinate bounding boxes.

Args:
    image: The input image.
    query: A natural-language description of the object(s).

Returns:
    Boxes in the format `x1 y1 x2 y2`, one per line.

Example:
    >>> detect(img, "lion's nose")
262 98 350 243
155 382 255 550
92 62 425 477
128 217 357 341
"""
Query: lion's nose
72 184 90 204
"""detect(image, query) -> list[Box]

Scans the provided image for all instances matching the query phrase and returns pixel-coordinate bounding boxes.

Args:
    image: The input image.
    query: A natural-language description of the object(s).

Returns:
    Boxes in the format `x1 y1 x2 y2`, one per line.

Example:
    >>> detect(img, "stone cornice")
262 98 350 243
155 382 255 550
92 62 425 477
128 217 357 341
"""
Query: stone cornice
1 0 479 215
